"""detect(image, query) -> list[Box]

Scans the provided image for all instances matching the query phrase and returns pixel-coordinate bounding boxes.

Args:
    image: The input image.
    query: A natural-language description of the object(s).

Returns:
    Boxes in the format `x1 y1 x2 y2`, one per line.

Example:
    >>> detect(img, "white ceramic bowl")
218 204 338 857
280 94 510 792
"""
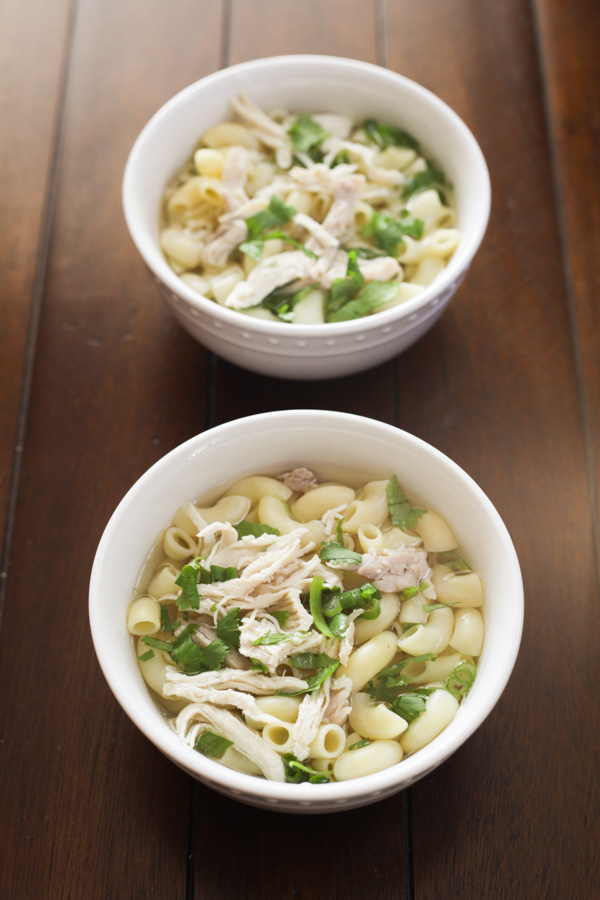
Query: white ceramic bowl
89 410 522 813
123 55 490 380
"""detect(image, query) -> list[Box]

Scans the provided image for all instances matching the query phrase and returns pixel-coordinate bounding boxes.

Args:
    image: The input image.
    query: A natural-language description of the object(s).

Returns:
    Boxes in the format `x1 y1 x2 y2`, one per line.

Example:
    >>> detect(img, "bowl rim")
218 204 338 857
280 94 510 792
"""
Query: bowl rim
122 54 491 338
89 410 523 805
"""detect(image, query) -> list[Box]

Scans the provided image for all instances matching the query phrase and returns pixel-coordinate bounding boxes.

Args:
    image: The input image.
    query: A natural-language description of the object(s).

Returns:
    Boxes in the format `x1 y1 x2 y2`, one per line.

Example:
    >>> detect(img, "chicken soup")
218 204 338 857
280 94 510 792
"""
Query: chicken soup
127 469 483 784
160 96 459 324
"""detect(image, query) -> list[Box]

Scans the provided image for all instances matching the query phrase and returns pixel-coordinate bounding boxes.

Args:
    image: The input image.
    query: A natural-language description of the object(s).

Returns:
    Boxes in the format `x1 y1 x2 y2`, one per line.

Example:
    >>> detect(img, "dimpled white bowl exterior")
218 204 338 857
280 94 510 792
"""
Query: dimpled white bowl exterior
123 56 490 379
89 411 522 813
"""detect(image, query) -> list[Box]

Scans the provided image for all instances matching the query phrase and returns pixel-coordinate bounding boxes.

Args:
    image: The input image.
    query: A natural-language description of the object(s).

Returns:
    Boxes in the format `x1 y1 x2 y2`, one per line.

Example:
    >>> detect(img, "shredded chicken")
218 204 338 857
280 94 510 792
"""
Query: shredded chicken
357 547 431 593
174 702 285 781
230 93 292 169
291 681 331 760
324 676 353 726
201 218 247 267
164 666 307 695
278 467 318 493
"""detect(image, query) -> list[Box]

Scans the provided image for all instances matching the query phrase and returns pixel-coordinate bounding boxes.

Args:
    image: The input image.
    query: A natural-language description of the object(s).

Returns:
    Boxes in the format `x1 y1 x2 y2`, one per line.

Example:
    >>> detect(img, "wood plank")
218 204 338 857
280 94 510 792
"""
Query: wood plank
384 0 600 897
0 1 224 896
0 0 72 557
198 5 410 899
535 0 600 556
228 0 379 62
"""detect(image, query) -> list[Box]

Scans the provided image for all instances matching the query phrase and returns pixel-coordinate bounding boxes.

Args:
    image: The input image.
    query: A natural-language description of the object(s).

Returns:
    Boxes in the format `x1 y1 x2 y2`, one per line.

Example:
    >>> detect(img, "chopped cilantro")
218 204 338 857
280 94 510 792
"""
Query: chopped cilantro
361 210 424 256
244 195 296 241
402 161 449 203
260 285 315 323
362 118 420 151
216 607 242 650
210 565 238 582
194 731 233 759
288 115 330 155
174 558 204 611
289 652 339 669
327 280 401 322
347 245 387 259
250 658 270 673
437 550 472 572
160 602 179 632
349 738 371 751
422 600 460 613
239 230 317 262
327 250 365 314
367 653 436 702
282 752 331 784
401 583 429 600
280 662 339 696
170 624 229 676
141 635 173 652
252 631 311 646
445 661 476 698
235 520 280 539
319 541 362 565
270 610 290 628
331 149 350 166
309 576 334 638
138 649 155 662
336 519 345 544
386 474 426 530
391 690 428 723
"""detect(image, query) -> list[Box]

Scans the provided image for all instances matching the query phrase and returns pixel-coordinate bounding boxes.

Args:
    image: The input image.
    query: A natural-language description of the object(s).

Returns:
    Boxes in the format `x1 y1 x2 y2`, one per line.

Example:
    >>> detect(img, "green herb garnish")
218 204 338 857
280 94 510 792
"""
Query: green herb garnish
327 280 401 322
319 542 362 565
240 230 317 262
361 211 424 256
250 658 270 673
141 635 174 652
391 690 428 723
422 600 460 613
194 731 233 759
386 474 426 530
216 607 241 650
280 662 339 696
282 752 331 784
362 118 420 151
367 653 436 702
260 285 315 322
169 624 229 676
244 195 296 240
400 583 429 600
437 550 472 572
402 161 449 203
138 649 155 662
308 576 334 638
348 738 371 751
252 630 311 647
271 610 290 628
327 250 365 314
235 520 280 539
289 652 339 669
288 115 330 156
445 661 476 698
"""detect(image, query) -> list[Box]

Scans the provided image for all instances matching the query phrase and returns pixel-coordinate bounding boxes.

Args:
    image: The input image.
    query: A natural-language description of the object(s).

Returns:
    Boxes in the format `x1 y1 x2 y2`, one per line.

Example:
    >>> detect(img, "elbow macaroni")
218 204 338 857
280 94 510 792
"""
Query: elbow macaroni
129 468 484 783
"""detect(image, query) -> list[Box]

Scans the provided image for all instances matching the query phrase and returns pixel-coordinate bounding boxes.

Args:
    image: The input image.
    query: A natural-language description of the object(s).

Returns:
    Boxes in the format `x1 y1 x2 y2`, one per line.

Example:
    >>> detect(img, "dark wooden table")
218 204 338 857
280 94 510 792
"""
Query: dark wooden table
1 1 599 897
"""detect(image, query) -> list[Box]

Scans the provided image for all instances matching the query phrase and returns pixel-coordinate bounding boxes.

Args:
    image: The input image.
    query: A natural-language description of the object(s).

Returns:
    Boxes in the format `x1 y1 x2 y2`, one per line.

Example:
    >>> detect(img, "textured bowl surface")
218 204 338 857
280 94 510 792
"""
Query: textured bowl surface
123 56 490 379
89 410 522 813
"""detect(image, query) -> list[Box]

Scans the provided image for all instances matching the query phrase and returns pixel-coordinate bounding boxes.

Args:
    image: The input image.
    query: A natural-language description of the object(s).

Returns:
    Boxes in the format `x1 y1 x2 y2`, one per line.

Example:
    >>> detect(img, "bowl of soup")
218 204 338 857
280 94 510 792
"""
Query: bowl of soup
123 55 490 379
89 410 522 813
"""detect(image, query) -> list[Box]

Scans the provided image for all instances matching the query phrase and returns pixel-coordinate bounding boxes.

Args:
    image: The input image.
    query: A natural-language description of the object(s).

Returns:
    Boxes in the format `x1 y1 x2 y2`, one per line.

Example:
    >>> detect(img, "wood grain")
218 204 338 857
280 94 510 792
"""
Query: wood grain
385 1 600 897
0 0 73 562
0 0 598 897
535 0 600 556
0 1 223 896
